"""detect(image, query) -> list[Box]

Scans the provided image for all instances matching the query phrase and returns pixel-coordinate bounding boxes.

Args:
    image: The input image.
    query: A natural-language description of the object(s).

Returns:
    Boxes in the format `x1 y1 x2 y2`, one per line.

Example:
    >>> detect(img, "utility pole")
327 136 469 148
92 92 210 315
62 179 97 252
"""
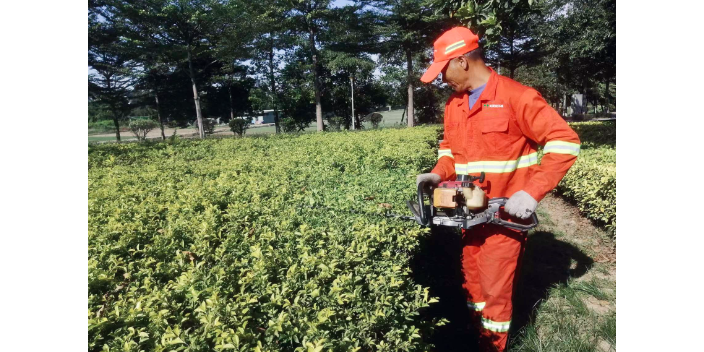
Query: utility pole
350 75 355 130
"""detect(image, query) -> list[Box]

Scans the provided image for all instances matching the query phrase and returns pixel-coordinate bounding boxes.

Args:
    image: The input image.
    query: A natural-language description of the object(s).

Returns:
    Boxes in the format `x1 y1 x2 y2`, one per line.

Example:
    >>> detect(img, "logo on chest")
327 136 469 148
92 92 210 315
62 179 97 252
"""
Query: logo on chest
483 103 504 108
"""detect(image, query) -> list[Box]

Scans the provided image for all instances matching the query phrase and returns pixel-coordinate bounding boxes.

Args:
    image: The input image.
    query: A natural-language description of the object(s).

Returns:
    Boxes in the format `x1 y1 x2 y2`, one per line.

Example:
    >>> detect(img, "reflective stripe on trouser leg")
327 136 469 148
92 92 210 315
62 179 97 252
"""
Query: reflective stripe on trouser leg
467 301 486 311
482 317 511 332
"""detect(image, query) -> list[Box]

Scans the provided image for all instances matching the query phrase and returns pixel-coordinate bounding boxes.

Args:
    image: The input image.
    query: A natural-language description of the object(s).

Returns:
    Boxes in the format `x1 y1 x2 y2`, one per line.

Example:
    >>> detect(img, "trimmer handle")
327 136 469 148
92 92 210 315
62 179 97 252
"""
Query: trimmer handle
487 197 539 232
456 172 485 184
407 181 434 226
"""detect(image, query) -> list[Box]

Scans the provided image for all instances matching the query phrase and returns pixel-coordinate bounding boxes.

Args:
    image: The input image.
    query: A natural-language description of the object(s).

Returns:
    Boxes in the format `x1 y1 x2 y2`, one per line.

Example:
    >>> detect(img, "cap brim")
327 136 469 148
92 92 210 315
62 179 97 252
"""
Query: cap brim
420 59 450 83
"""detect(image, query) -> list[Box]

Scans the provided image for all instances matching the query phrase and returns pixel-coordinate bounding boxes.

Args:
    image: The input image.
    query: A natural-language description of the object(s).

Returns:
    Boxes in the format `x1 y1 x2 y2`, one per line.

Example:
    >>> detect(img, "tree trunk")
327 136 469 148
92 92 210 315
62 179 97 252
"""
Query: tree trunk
229 85 235 121
406 49 414 127
605 81 610 113
509 29 515 79
106 76 121 142
155 93 165 141
309 29 323 131
187 46 205 139
350 75 355 130
113 116 121 142
269 36 280 133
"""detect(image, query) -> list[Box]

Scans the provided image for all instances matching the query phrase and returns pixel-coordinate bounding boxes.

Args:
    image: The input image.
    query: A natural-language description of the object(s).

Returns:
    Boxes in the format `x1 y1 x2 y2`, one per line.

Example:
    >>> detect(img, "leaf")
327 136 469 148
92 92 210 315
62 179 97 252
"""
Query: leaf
168 337 185 345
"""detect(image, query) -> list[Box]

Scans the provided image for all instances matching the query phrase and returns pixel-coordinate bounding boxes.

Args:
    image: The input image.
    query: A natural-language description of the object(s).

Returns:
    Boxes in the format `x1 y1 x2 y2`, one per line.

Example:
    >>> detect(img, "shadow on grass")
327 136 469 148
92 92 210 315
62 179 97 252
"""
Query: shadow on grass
410 228 593 351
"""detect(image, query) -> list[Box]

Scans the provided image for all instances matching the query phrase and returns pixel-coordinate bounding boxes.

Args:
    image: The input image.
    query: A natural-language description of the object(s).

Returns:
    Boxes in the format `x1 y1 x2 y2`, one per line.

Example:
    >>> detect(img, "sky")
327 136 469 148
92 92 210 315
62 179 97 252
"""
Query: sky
332 0 355 8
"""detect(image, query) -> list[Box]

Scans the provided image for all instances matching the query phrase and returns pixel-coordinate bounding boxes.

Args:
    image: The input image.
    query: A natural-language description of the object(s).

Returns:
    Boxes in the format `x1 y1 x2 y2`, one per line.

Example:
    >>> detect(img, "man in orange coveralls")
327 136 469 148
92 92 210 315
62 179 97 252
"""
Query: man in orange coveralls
416 27 581 351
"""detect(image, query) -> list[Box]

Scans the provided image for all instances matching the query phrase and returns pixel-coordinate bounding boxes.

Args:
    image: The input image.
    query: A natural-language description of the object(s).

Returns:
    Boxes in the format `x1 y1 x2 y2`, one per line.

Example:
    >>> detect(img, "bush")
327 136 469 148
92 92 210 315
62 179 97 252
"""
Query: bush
166 120 181 129
228 118 249 136
551 121 616 234
167 128 179 145
281 117 299 132
569 121 616 147
571 113 587 121
202 118 216 135
128 119 158 141
366 113 383 128
88 120 117 134
88 127 444 351
326 116 345 131
555 146 616 233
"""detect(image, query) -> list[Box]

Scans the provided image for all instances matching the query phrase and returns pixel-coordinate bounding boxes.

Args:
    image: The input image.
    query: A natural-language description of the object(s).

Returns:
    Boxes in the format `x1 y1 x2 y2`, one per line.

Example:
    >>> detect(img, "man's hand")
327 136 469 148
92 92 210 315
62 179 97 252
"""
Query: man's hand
505 190 538 219
416 173 442 187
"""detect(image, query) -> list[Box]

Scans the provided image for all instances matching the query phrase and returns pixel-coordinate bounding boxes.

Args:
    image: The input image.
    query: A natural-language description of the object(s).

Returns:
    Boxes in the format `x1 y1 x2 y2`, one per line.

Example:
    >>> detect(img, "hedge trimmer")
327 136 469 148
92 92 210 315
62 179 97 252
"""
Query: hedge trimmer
300 171 538 232
402 172 539 232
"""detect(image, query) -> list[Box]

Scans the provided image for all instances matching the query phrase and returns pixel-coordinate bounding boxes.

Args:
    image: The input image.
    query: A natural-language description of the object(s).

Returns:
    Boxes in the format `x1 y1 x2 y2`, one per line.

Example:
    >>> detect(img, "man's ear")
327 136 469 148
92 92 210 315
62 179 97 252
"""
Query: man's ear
459 56 469 70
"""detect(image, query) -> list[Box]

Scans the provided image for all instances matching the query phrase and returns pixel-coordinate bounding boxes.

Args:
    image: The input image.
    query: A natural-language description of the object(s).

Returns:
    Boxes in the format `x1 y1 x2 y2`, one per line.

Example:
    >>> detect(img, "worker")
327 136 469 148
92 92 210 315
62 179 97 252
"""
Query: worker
416 27 581 351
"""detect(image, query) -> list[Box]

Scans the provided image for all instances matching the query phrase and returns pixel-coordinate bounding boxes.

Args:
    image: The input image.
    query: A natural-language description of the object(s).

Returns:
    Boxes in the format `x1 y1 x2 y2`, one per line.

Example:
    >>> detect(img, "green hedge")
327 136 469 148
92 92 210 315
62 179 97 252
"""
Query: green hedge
87 123 616 351
569 121 616 148
555 121 616 234
88 128 443 352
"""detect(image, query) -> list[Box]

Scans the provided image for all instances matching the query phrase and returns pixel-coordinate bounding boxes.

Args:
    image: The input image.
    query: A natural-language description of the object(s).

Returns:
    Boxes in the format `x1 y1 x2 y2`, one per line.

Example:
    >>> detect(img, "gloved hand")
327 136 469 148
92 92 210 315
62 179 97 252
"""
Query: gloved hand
416 173 442 187
504 190 538 219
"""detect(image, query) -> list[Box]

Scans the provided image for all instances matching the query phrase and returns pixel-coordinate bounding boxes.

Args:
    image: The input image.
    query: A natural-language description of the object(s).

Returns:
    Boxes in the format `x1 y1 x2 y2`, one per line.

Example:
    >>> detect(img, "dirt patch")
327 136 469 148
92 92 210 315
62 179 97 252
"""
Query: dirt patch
584 296 613 314
598 339 614 352
538 193 615 262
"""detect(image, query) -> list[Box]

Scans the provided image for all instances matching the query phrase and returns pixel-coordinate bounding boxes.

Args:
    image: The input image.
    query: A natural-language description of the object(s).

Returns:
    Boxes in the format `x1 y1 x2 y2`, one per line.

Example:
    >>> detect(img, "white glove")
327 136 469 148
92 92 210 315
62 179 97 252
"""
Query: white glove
416 173 442 186
505 190 538 219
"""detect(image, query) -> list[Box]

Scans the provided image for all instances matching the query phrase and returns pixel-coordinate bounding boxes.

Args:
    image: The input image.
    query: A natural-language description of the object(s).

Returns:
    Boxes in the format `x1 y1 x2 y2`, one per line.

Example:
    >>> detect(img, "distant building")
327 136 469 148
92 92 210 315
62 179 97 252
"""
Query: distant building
248 110 275 124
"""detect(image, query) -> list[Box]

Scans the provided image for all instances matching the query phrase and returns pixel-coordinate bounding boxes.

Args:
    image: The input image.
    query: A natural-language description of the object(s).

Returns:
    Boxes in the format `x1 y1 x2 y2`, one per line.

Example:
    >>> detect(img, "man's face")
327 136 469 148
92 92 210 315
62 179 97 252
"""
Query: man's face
441 56 468 93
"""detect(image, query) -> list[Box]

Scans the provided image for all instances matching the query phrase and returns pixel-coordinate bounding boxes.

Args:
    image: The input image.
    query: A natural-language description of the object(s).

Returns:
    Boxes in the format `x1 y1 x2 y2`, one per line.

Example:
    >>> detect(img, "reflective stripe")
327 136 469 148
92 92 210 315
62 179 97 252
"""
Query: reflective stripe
445 40 466 54
438 149 454 159
467 301 485 311
482 317 511 333
544 141 580 156
454 152 538 175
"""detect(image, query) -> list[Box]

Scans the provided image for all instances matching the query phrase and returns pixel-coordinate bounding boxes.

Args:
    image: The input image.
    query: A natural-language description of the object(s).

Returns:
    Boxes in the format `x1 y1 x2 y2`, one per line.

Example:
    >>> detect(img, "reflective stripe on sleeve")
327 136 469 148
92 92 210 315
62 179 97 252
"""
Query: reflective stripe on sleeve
454 152 538 175
438 149 454 159
467 301 486 311
481 317 511 333
544 141 580 156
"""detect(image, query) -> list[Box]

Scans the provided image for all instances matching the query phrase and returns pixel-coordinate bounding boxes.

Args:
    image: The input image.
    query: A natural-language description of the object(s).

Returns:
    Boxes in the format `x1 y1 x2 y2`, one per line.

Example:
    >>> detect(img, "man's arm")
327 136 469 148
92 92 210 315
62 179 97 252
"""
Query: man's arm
513 89 580 202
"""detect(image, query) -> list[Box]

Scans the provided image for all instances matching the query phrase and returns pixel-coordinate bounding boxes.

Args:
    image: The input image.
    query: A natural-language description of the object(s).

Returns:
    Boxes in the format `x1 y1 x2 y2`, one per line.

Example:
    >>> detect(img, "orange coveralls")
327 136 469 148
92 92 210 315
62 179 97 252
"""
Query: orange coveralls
431 68 580 351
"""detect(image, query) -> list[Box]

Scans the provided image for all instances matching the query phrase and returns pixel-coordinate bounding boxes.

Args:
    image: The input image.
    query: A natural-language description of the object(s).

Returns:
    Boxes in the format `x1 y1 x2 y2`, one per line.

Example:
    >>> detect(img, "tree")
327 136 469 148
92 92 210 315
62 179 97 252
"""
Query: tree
211 63 255 123
488 1 545 78
284 0 334 132
128 118 159 141
89 3 133 142
546 0 616 112
111 0 253 139
248 0 292 133
130 51 173 140
363 0 447 127
324 4 379 129
509 0 615 115
277 48 316 131
433 0 535 47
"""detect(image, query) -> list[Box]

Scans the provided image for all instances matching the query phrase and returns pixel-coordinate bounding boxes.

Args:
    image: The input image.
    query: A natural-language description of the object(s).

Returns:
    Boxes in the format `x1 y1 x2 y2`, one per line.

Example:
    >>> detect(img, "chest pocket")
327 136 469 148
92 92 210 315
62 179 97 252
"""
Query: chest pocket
479 112 515 157
445 121 464 152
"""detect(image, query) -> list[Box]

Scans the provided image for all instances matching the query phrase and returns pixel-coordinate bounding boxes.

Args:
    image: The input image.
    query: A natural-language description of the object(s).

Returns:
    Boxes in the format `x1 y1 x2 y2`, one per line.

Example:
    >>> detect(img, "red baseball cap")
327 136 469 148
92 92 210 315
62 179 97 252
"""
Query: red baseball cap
420 27 480 83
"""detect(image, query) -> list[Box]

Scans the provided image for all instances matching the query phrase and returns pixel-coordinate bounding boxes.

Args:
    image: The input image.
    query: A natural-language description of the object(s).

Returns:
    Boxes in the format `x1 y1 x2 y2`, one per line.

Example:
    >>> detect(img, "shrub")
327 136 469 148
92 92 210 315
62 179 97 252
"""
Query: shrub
326 116 345 131
202 118 216 135
128 119 158 141
367 113 383 129
280 117 299 133
228 118 250 137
